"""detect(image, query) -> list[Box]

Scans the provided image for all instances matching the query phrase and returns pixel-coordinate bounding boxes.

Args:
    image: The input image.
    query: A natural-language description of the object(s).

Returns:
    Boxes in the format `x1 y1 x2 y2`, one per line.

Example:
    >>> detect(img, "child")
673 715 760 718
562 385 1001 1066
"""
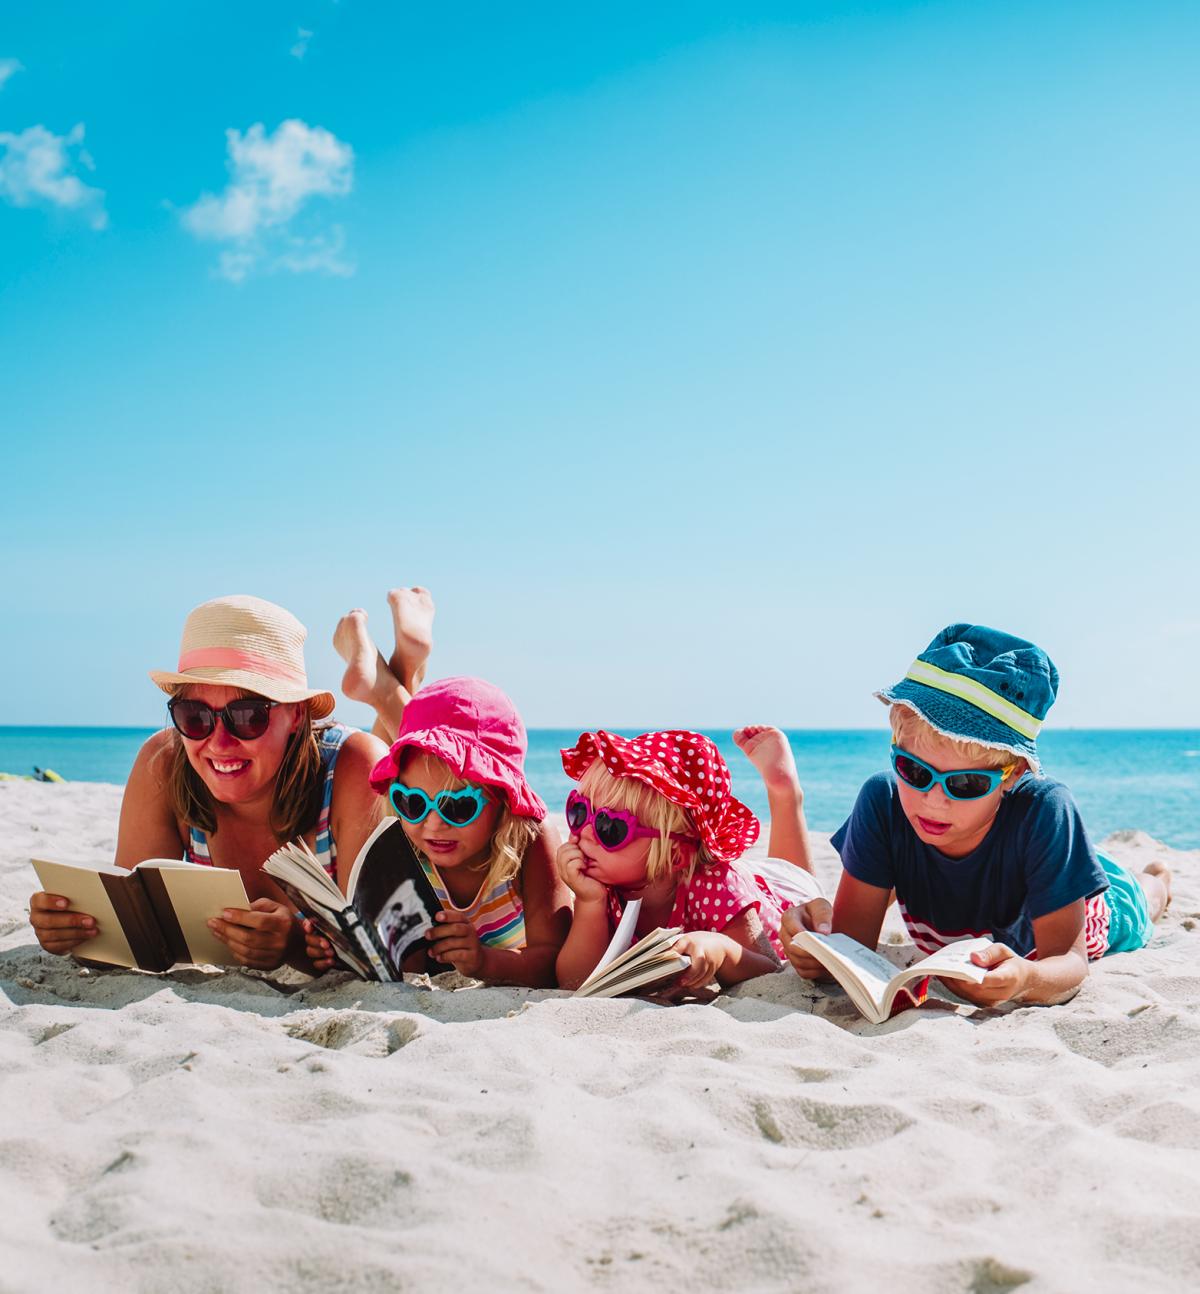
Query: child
784 624 1172 1008
305 676 571 987
555 726 824 993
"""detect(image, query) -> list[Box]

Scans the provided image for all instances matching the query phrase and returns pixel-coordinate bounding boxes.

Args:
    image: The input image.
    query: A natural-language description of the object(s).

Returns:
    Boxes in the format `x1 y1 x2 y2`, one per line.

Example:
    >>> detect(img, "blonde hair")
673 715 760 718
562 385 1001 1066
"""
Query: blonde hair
396 751 539 895
576 759 713 884
165 687 324 842
889 704 1028 777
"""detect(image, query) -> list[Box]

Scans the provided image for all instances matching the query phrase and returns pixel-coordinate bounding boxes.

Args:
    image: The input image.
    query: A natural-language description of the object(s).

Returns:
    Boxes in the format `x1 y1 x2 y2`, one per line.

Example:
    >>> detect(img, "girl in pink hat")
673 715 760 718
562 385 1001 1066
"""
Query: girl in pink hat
304 676 570 986
555 726 825 993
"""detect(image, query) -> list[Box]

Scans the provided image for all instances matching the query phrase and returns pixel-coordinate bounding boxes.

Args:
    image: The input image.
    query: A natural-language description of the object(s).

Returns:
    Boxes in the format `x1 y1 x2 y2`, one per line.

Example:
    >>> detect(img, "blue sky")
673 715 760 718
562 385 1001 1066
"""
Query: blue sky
3 1 1197 731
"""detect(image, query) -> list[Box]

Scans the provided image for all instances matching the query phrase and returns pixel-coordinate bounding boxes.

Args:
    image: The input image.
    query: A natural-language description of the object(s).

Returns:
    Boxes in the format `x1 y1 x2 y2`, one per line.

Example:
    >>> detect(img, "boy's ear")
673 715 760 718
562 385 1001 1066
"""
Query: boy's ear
1002 759 1030 791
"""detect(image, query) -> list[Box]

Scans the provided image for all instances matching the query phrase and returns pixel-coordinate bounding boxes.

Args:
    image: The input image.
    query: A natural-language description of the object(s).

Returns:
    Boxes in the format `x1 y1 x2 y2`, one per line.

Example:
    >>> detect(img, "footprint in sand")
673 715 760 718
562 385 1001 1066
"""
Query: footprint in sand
750 1096 912 1149
1054 1008 1200 1066
284 1009 423 1056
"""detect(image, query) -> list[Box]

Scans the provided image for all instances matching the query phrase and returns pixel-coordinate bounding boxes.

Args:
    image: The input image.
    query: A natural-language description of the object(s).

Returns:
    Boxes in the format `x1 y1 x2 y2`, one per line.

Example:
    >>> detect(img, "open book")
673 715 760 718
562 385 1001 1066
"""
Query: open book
31 856 251 972
576 898 692 998
262 818 443 981
790 930 992 1023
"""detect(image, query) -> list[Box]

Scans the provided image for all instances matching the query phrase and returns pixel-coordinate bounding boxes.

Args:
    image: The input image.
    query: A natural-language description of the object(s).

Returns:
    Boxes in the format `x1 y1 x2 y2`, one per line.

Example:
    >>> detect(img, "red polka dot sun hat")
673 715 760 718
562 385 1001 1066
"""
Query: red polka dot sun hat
560 730 760 864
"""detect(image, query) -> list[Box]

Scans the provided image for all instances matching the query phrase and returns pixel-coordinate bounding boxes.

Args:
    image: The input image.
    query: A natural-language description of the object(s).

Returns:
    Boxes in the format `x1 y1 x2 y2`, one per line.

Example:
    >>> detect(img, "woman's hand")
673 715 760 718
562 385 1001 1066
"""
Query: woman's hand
556 840 607 904
29 891 100 956
780 896 835 980
301 918 336 973
207 898 296 970
427 913 487 978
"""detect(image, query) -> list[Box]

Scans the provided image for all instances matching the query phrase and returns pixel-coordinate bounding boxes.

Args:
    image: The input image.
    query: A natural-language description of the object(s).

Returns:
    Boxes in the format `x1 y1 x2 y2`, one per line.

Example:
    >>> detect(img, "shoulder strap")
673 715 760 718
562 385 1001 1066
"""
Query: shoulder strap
313 724 353 877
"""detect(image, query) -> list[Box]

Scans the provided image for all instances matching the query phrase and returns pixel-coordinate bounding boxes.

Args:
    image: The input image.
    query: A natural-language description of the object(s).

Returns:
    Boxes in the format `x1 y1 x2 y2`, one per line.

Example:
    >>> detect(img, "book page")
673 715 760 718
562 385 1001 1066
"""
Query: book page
31 858 137 969
134 858 216 871
578 926 685 995
261 839 345 908
140 864 250 967
590 898 642 977
578 951 691 999
790 930 901 1021
909 937 993 979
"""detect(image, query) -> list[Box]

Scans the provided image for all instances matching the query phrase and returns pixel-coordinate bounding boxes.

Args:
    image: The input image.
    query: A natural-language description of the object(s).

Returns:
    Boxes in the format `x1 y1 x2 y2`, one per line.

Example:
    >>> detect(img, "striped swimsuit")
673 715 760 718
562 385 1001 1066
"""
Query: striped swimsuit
898 890 1112 961
185 723 352 877
417 854 526 949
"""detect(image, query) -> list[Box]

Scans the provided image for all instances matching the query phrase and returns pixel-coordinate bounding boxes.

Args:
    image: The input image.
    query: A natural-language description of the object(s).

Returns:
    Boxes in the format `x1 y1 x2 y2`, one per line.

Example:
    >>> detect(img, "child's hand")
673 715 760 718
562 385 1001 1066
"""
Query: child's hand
556 840 607 904
947 943 1031 1007
301 918 336 973
206 899 295 970
428 913 487 978
667 931 727 992
781 898 835 980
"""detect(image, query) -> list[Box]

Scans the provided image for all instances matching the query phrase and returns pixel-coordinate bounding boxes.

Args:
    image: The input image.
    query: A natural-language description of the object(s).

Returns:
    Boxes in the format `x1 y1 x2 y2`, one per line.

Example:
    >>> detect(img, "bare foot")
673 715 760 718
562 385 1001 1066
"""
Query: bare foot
733 725 801 794
1139 860 1172 922
333 609 390 705
387 587 435 691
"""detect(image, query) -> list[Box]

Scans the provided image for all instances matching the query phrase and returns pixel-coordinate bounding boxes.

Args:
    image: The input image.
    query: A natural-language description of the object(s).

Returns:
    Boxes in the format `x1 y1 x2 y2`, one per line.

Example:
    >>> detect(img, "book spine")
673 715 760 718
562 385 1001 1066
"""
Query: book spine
100 873 170 973
138 868 192 967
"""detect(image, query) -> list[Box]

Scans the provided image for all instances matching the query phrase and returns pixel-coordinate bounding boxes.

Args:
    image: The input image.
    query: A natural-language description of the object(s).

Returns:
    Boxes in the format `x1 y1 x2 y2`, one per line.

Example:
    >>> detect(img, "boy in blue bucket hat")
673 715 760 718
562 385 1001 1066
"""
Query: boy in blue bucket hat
783 624 1171 1009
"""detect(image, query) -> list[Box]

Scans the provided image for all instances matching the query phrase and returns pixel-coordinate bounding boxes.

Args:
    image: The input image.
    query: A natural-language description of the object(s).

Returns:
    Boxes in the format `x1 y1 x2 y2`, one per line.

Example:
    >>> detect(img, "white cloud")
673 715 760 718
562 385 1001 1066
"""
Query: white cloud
181 119 354 280
290 29 313 60
0 58 23 91
0 122 107 228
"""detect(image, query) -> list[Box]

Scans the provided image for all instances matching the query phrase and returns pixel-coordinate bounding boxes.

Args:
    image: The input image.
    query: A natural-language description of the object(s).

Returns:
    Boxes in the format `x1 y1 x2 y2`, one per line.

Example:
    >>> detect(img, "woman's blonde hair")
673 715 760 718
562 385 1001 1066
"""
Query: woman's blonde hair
889 704 1028 777
396 751 539 895
576 759 713 884
165 687 324 843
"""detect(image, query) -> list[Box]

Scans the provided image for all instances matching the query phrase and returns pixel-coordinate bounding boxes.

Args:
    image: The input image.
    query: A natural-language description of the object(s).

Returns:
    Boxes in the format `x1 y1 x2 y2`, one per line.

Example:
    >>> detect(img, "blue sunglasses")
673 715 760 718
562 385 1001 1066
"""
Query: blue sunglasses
388 782 489 827
890 746 1016 801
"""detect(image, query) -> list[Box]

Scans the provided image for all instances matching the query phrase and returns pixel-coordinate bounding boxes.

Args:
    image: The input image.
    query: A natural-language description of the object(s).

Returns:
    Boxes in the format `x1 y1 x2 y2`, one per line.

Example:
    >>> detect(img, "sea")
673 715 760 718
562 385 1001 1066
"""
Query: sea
2 726 1197 851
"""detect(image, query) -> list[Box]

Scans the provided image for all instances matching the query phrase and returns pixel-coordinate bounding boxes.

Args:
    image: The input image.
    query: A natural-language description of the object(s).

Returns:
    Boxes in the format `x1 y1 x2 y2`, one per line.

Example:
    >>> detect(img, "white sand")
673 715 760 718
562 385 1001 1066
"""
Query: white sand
2 779 1198 1293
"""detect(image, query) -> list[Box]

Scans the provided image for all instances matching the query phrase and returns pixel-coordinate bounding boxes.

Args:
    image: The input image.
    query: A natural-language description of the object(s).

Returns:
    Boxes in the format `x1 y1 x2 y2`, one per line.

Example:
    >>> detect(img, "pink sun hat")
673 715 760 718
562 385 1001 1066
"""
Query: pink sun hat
368 676 546 821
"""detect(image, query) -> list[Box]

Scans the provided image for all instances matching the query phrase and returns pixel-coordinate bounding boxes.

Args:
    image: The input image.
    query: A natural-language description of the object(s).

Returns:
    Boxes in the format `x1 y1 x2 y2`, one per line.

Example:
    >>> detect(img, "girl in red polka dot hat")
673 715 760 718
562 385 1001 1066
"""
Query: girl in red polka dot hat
555 725 826 993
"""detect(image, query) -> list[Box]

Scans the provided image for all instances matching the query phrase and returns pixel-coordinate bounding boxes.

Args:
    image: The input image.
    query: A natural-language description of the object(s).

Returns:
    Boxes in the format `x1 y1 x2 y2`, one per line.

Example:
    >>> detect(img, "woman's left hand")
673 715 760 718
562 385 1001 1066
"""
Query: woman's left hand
427 913 488 978
207 899 296 970
667 931 727 993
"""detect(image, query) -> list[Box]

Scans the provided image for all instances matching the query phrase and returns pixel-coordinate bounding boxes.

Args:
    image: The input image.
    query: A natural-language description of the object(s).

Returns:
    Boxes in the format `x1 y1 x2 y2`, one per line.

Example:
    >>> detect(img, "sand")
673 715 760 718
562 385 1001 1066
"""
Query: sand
1 779 1198 1293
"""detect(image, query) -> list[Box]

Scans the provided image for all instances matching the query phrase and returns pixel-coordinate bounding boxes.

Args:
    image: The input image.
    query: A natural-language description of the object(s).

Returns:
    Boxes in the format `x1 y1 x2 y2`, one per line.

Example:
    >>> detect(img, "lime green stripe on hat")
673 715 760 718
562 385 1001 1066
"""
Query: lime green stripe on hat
904 660 1044 740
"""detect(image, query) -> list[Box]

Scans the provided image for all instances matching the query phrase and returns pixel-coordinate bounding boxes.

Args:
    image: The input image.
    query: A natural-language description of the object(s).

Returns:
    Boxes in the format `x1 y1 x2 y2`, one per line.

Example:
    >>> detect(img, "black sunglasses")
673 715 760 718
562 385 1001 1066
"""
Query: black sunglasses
168 696 279 742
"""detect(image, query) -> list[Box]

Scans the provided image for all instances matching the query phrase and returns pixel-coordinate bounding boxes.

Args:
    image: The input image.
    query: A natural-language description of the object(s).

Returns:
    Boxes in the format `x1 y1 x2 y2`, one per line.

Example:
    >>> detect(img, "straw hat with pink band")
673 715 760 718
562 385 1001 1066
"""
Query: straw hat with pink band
368 676 547 821
561 730 760 864
149 595 336 719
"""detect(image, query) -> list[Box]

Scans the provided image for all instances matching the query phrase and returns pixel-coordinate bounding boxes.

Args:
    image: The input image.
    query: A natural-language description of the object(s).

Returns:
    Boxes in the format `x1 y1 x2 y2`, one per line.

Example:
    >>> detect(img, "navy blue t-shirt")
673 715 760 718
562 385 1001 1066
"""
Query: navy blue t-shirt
830 772 1108 958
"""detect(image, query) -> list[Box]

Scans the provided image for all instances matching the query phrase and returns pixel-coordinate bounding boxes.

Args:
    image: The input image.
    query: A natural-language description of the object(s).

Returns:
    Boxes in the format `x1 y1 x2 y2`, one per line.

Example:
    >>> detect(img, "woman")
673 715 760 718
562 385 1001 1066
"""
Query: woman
29 595 387 970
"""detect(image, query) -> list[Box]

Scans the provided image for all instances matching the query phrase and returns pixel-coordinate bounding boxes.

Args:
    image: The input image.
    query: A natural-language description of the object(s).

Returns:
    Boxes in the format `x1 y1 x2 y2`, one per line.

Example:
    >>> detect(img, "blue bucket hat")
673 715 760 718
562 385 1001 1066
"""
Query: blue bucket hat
876 624 1059 773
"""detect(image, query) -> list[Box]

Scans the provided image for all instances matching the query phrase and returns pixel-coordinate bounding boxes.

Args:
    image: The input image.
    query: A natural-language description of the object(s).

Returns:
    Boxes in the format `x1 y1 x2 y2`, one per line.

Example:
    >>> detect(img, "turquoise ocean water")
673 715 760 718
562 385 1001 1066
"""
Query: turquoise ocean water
2 726 1197 850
